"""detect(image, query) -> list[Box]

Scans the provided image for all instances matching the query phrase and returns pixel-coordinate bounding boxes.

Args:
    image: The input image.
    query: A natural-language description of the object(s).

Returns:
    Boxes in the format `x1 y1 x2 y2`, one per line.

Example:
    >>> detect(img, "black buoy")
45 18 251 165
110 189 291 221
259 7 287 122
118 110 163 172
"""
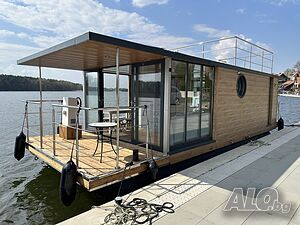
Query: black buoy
14 131 26 161
148 159 158 181
59 160 77 206
277 117 284 131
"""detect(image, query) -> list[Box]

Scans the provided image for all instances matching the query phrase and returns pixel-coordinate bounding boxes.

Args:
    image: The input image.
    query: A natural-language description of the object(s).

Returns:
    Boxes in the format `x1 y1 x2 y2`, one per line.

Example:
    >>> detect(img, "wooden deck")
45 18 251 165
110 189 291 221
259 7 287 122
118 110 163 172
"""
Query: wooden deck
27 131 167 191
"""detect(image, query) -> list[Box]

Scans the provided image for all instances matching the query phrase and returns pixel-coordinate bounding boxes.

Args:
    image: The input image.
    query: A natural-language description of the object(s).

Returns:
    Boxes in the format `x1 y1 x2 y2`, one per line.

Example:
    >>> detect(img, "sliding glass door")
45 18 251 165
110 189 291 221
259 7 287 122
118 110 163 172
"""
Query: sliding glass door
133 61 163 150
170 60 214 151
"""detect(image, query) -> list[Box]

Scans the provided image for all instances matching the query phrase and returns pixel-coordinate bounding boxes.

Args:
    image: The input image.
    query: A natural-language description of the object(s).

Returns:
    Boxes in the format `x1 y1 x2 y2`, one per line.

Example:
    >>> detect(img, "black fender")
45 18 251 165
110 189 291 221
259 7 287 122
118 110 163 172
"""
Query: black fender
14 131 26 161
59 160 77 206
277 117 284 131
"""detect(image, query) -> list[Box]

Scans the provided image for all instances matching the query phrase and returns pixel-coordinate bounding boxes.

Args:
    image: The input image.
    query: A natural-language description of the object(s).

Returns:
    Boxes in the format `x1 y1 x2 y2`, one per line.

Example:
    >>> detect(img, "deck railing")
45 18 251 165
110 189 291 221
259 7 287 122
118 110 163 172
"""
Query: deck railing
171 36 274 73
23 99 152 170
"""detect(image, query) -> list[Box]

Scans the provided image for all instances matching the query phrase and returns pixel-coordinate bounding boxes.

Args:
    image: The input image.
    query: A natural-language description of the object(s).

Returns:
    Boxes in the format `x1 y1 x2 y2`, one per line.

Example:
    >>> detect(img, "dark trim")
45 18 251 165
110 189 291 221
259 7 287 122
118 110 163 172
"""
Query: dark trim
199 65 204 137
170 138 215 154
209 67 215 139
99 69 104 122
160 60 165 151
17 31 277 79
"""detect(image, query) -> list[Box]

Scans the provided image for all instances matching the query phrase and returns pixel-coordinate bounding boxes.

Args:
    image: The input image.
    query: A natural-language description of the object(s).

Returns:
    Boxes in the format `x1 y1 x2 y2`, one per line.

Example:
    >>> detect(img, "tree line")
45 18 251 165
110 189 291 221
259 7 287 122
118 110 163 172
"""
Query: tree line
0 74 83 91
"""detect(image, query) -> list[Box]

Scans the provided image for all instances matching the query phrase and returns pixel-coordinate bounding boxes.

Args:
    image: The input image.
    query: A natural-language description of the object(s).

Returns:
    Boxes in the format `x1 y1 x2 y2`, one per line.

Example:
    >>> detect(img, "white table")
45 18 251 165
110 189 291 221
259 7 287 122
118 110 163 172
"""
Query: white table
89 122 117 163
104 108 131 122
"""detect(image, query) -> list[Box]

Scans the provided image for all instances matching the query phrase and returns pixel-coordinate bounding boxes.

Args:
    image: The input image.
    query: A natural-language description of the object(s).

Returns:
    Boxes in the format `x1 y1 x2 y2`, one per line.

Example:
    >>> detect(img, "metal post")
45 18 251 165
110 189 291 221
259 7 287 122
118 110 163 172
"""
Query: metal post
249 44 252 69
38 66 43 149
26 102 29 143
115 48 120 169
52 106 56 156
75 110 79 167
234 38 238 66
271 54 274 74
202 44 205 58
261 51 264 72
146 122 149 159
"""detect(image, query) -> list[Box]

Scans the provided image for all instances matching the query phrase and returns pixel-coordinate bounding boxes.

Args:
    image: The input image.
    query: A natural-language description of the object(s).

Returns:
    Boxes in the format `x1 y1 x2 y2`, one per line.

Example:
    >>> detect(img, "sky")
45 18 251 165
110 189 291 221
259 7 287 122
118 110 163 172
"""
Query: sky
0 0 299 86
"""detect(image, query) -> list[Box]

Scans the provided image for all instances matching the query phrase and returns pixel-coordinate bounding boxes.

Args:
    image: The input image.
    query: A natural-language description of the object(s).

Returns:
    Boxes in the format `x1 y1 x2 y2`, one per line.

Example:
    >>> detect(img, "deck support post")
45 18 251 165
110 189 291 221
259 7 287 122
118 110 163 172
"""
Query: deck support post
38 66 43 149
115 47 120 169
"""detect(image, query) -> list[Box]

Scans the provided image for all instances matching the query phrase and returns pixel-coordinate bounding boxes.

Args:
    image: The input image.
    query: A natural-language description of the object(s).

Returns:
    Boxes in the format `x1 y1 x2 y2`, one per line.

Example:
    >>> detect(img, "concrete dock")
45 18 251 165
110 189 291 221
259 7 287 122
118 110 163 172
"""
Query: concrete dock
59 127 300 225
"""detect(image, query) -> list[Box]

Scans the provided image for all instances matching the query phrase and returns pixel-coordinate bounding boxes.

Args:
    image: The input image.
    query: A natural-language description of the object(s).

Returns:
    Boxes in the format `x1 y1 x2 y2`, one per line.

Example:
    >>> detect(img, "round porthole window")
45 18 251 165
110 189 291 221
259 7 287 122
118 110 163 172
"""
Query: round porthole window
236 74 247 98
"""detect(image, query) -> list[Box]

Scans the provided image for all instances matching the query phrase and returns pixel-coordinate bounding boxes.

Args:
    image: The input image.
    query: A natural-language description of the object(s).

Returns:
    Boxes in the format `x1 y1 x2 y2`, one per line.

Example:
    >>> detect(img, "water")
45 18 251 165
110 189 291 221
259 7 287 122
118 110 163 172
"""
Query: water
0 92 299 225
278 95 300 125
0 91 128 225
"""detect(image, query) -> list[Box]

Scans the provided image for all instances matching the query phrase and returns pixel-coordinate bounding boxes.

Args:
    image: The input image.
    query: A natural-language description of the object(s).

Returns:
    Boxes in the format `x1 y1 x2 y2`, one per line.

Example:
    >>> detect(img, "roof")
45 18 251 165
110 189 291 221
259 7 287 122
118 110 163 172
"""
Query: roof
17 32 277 77
283 80 294 87
17 32 166 71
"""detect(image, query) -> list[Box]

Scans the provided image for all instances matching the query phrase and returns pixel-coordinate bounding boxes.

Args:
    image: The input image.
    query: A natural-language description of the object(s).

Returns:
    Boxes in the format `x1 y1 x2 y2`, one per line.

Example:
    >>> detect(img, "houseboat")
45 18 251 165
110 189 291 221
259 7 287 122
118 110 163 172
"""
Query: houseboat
16 32 278 196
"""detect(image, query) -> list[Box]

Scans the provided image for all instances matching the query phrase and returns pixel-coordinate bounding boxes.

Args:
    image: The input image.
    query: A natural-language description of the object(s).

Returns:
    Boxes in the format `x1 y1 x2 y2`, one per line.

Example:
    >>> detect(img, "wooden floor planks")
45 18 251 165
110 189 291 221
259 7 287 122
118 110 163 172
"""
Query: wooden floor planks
27 131 165 191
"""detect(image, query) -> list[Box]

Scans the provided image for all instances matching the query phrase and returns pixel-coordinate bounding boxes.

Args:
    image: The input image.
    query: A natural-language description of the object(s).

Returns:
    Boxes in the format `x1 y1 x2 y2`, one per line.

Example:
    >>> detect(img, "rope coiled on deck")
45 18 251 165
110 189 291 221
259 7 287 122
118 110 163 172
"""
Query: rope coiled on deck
102 198 174 225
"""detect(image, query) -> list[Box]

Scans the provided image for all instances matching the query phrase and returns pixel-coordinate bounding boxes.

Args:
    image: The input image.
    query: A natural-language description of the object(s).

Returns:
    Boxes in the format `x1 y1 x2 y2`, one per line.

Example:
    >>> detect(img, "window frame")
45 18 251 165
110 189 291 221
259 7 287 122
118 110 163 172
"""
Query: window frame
170 59 214 152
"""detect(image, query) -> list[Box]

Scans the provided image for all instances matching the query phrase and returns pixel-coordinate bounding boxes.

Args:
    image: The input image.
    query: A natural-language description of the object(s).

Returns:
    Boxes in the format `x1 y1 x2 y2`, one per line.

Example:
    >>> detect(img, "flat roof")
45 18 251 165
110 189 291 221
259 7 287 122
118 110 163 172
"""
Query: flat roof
18 31 276 77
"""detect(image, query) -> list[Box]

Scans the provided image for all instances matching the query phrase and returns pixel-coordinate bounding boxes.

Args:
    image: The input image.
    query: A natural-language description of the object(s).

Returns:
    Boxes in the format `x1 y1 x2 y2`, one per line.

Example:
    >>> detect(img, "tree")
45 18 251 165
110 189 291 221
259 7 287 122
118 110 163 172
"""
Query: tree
284 68 293 78
293 60 300 72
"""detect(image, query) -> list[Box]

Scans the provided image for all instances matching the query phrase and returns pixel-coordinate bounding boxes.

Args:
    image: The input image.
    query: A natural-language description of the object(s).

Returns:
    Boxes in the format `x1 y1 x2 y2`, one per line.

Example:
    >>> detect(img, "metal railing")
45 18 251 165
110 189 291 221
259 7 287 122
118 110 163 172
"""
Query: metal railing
23 99 63 148
171 36 274 73
24 99 152 170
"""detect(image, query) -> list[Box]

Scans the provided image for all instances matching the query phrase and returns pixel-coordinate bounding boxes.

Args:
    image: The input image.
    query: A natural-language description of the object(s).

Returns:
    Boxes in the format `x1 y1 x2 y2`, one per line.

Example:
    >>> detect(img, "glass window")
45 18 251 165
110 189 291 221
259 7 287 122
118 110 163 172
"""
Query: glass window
85 72 99 124
186 64 201 141
170 61 186 146
136 64 162 147
201 66 214 137
236 74 247 98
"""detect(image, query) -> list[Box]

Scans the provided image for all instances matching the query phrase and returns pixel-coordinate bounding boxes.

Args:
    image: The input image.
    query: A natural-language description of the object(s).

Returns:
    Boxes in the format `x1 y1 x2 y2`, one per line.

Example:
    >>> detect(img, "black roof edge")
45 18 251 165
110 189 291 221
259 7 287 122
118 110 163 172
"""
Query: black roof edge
17 31 278 78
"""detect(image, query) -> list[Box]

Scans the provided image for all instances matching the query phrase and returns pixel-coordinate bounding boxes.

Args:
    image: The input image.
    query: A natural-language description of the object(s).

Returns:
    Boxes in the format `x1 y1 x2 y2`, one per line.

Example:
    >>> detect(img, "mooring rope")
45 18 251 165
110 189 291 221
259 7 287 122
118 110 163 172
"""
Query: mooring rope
21 101 28 133
96 158 174 225
102 198 174 225
69 97 81 161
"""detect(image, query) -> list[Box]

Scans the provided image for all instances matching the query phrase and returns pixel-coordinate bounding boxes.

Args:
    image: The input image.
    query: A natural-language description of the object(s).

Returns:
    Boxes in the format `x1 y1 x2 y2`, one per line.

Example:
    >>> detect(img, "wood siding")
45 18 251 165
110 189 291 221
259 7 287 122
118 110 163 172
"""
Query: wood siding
213 67 277 146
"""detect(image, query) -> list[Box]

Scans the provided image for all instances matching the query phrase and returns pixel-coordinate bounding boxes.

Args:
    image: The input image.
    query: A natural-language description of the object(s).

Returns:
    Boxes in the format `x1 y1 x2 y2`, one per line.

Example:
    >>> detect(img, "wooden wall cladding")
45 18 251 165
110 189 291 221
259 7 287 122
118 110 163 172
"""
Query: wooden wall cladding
212 67 277 147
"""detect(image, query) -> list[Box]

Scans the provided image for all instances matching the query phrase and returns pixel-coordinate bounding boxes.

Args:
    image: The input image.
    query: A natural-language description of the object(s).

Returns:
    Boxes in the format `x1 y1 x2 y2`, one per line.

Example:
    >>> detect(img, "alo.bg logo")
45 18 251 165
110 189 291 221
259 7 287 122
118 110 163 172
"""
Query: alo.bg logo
224 187 291 213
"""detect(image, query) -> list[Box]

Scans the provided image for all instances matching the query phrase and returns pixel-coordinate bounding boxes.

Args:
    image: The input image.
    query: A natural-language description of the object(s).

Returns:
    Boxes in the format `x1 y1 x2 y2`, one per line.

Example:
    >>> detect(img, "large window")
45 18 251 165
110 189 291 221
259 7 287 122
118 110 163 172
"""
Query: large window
135 63 162 148
170 61 186 146
85 72 99 125
170 60 214 149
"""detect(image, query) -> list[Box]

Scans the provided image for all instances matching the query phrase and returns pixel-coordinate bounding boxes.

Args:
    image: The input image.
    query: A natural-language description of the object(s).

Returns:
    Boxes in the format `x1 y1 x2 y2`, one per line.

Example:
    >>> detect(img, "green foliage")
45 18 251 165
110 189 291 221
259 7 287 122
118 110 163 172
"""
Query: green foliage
293 60 300 72
0 74 83 91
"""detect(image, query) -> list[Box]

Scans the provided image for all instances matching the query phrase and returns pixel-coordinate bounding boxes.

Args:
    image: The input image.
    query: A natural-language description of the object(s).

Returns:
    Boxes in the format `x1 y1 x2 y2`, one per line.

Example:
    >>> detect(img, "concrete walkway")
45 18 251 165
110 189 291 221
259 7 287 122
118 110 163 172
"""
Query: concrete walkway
59 127 300 225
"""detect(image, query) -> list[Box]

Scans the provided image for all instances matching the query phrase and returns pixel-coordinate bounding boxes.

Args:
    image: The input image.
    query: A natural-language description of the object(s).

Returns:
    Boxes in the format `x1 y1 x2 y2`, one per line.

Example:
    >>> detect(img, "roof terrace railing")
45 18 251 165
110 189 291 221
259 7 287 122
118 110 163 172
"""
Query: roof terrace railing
171 36 274 74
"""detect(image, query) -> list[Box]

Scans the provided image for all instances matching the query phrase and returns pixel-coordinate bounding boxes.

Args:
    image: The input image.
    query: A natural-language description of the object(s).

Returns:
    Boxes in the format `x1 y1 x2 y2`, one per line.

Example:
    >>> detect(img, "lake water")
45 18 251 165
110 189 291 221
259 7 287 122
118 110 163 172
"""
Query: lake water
0 92 299 225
